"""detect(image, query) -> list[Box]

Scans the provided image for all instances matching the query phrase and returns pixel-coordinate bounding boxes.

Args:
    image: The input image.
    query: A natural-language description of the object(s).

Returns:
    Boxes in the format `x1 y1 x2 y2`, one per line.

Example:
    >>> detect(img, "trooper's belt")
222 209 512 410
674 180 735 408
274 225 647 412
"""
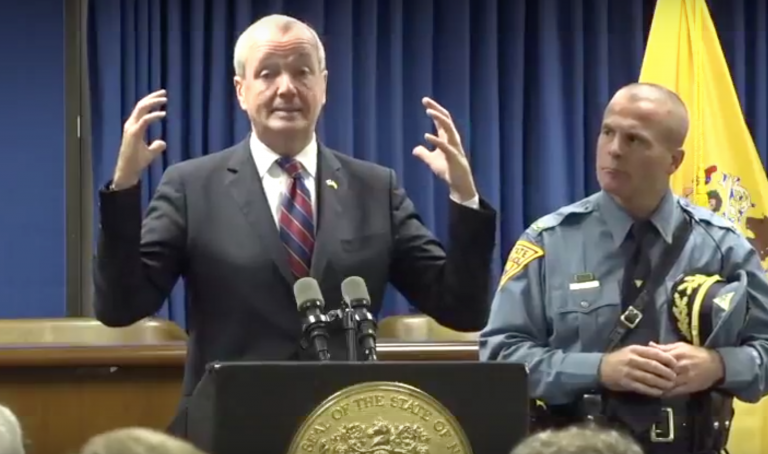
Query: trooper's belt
530 392 734 453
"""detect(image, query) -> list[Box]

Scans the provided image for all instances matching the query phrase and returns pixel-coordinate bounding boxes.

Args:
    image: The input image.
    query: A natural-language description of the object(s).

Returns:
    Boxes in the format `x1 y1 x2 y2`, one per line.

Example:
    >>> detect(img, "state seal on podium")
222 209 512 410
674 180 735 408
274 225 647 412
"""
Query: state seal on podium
287 381 473 454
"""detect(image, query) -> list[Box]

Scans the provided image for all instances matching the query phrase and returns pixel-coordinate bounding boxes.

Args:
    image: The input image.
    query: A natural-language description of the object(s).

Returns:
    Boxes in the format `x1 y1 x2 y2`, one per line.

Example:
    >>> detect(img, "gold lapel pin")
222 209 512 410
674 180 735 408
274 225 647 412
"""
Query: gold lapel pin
325 179 338 190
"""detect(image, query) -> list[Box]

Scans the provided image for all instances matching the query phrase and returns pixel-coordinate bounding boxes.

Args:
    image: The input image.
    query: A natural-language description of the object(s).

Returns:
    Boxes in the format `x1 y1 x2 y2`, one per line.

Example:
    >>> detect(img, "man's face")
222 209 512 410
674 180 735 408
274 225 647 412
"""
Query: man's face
234 27 327 143
595 95 682 201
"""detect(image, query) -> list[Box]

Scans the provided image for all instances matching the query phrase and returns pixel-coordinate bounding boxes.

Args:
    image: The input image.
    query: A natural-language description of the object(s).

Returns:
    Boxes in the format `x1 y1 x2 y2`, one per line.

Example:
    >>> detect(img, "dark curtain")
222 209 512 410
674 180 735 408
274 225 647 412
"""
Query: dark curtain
87 0 768 329
0 0 67 318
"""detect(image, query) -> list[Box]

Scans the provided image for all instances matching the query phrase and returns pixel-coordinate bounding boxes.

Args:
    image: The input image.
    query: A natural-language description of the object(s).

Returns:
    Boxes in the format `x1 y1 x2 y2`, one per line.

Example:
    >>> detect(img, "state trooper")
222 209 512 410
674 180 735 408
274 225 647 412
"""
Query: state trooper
480 82 768 454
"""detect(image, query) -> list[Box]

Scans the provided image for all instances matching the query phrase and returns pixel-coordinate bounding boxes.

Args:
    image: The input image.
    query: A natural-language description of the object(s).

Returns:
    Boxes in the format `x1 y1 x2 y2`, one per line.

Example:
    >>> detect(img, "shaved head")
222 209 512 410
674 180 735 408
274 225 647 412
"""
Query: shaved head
596 82 689 218
608 82 689 150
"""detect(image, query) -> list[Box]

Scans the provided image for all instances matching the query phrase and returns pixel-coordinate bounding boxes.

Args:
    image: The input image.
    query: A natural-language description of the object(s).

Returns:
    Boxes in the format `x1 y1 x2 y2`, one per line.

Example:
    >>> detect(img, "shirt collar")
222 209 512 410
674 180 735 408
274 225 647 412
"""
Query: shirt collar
249 132 318 178
598 189 680 247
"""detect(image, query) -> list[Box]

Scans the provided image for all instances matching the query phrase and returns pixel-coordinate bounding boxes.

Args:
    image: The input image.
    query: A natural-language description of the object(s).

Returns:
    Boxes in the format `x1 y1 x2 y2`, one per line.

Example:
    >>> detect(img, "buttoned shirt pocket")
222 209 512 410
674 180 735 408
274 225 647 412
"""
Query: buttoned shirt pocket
551 283 621 352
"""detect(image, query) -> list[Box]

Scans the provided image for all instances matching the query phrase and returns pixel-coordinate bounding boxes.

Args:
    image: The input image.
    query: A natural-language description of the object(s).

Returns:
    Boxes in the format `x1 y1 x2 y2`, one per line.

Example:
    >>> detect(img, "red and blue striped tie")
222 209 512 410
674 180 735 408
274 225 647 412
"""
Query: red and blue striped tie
277 157 315 278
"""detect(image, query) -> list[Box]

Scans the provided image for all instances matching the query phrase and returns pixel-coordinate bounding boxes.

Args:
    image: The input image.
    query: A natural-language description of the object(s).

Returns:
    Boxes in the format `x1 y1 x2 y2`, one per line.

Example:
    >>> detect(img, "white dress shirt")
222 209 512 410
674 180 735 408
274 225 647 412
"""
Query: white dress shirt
250 133 318 227
249 133 480 229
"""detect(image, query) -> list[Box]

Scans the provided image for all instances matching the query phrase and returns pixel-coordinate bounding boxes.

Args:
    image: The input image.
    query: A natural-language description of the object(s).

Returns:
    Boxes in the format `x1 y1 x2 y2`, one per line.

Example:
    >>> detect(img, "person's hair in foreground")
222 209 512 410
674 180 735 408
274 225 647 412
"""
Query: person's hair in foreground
510 424 644 454
0 404 24 454
79 427 207 454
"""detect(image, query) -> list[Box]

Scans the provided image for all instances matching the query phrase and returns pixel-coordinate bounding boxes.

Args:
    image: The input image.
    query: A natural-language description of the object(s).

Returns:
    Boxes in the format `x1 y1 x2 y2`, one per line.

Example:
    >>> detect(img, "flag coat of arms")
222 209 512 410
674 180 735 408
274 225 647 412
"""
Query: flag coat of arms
639 0 768 450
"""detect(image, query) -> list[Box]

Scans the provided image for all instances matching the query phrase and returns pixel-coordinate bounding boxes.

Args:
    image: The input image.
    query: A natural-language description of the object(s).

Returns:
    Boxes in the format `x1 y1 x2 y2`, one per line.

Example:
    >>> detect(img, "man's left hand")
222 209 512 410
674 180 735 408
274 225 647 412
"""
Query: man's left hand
412 97 478 202
650 342 725 397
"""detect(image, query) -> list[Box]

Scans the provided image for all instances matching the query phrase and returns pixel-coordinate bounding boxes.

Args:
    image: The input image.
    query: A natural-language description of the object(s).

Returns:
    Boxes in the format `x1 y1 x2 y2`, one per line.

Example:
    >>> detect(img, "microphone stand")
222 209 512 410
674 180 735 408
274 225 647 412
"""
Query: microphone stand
327 303 377 362
353 309 378 361
339 303 358 361
301 310 331 361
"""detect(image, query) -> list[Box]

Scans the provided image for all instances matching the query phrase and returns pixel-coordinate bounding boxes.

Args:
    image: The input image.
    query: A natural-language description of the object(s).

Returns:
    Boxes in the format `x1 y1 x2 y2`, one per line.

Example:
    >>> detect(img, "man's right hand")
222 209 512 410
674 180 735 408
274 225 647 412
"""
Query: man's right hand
598 345 678 397
112 89 168 190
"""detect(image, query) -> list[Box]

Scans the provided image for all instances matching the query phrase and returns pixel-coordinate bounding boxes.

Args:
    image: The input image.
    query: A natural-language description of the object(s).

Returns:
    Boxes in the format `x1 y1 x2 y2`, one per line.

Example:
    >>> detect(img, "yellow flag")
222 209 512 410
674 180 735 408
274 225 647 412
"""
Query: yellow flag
639 0 768 451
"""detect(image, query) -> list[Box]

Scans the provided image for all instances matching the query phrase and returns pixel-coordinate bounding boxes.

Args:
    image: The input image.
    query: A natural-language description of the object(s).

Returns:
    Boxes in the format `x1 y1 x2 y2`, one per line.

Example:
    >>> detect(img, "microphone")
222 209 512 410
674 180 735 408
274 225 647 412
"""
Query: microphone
294 277 331 361
341 276 379 361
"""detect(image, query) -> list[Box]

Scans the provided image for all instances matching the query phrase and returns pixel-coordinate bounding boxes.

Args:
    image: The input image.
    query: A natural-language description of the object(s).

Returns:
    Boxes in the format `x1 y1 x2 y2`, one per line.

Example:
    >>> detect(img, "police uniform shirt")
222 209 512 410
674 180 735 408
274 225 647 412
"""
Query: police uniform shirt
479 190 768 405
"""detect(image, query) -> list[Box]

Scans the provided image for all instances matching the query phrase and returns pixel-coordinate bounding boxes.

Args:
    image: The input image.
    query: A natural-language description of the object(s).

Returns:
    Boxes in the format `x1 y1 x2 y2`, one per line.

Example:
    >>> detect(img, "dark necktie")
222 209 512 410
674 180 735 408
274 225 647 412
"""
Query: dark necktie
277 157 315 278
621 221 655 309
607 220 663 433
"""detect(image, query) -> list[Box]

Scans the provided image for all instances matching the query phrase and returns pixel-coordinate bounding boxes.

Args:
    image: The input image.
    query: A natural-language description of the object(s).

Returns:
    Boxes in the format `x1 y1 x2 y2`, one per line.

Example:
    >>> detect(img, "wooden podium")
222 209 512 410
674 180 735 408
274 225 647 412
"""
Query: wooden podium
0 341 478 454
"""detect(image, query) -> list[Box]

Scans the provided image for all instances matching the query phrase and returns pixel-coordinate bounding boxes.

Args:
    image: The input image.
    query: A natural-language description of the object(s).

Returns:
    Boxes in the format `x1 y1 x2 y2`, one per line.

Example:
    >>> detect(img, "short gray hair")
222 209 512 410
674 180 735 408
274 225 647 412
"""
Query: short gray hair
80 427 206 454
0 404 24 454
233 14 326 77
510 425 643 454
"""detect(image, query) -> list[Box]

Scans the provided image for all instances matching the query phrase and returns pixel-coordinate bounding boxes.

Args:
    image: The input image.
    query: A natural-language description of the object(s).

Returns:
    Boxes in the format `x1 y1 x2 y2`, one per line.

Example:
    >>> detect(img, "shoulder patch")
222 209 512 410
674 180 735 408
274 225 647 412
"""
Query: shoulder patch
528 198 595 234
499 240 544 288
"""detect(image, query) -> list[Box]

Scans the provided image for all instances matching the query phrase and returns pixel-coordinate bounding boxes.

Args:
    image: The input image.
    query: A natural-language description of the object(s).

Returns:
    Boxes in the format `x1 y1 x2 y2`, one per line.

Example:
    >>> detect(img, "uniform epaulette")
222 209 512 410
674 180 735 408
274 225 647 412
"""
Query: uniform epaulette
528 197 595 235
678 198 738 233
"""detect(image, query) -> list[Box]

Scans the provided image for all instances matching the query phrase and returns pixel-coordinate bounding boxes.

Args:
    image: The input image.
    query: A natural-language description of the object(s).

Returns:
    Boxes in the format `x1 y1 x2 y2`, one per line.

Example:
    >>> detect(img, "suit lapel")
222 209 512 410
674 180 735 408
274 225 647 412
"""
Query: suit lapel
311 145 344 282
224 138 294 284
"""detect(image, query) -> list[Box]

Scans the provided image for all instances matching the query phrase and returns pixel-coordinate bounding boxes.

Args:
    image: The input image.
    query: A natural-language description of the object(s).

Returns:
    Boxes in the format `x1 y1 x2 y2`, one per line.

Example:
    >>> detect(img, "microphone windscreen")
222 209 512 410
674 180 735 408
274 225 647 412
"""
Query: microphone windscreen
341 276 370 306
294 277 325 310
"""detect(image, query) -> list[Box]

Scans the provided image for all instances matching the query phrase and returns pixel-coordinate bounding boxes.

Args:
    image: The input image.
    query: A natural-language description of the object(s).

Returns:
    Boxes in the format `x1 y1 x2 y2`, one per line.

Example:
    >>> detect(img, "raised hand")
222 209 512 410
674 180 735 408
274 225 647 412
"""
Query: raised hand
412 97 478 203
112 89 168 189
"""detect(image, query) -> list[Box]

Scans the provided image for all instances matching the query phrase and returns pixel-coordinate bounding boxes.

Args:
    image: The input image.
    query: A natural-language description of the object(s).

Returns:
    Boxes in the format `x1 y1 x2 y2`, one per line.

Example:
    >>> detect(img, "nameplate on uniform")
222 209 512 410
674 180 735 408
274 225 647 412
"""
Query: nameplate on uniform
569 279 600 291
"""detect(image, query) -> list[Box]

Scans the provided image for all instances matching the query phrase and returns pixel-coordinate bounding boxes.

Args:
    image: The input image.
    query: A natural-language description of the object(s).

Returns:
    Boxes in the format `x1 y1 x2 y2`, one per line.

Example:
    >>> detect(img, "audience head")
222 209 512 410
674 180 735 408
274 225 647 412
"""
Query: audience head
79 427 207 454
0 404 24 454
233 14 328 156
510 425 644 454
596 82 689 218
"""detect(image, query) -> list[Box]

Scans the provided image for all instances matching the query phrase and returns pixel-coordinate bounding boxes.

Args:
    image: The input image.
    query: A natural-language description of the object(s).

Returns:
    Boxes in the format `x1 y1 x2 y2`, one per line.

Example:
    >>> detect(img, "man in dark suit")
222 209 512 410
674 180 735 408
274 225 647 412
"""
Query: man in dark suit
94 14 496 428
